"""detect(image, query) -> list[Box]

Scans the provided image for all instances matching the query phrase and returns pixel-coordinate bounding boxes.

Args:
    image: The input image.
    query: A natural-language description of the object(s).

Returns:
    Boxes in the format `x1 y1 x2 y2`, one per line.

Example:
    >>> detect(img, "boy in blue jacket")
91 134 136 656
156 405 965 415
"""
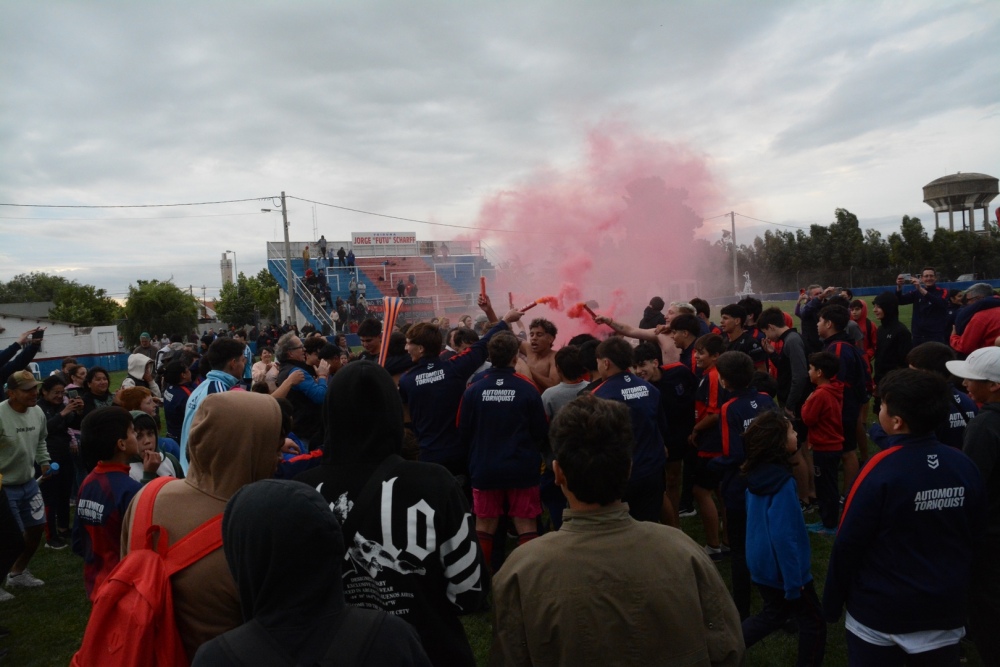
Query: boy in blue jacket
824 368 986 665
713 351 775 620
741 410 826 666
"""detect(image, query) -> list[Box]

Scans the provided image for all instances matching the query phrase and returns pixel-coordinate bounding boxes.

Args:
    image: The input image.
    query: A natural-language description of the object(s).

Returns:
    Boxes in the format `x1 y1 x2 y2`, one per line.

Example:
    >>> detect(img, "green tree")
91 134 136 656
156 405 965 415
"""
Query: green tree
215 273 257 328
121 280 198 346
888 215 930 269
246 269 280 322
0 272 121 326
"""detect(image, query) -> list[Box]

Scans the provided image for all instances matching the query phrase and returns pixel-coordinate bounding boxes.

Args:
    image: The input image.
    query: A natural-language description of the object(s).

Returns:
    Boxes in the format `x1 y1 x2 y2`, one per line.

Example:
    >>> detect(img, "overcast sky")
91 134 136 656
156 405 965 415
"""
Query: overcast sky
1 0 997 301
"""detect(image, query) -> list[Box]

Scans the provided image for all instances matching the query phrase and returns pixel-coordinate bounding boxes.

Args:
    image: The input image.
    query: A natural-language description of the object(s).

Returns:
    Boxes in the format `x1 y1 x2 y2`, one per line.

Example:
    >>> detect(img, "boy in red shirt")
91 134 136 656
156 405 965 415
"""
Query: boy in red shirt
72 407 158 600
800 352 844 535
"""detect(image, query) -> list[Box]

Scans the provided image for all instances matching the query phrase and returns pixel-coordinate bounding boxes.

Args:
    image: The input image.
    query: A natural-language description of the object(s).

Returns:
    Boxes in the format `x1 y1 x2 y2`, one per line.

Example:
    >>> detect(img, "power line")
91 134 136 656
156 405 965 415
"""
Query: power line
0 212 267 221
286 195 561 235
0 196 275 209
734 212 809 230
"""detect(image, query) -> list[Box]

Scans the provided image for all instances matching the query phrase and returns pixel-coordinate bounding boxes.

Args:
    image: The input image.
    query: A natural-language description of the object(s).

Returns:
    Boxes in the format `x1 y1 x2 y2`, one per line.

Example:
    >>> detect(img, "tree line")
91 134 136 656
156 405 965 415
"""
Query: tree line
0 269 279 344
694 209 1000 296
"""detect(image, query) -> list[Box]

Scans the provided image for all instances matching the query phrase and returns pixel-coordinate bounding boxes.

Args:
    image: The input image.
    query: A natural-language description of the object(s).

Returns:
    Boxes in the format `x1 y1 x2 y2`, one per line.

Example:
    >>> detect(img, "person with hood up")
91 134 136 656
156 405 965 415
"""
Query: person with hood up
119 352 162 401
871 292 912 408
638 296 666 329
122 391 283 662
296 361 488 667
190 479 431 666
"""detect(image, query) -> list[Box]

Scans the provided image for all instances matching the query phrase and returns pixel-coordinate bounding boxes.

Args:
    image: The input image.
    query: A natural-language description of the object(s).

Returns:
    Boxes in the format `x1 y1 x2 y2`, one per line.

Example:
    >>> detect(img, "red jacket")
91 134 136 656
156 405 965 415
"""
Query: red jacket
950 307 1000 355
800 381 844 452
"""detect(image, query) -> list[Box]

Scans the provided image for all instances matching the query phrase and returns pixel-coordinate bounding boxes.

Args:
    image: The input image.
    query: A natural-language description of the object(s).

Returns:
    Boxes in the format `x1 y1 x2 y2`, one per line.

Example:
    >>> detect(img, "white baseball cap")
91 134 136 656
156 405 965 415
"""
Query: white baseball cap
946 347 1000 383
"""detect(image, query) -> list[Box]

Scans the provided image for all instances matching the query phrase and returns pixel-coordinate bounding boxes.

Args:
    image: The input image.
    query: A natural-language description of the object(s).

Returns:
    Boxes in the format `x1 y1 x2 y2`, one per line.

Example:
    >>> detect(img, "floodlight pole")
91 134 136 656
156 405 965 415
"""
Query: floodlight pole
281 191 296 327
731 211 738 295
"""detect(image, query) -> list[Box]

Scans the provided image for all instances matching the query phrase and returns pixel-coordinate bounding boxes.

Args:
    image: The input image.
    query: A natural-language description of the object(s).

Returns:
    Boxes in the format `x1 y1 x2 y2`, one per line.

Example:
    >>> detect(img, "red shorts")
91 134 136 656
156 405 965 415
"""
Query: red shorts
473 486 541 519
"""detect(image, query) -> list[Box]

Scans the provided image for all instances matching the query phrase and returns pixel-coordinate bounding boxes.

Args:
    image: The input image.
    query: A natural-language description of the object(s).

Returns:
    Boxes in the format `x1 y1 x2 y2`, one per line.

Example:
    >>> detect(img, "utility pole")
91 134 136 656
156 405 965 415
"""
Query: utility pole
281 191 296 327
731 211 738 295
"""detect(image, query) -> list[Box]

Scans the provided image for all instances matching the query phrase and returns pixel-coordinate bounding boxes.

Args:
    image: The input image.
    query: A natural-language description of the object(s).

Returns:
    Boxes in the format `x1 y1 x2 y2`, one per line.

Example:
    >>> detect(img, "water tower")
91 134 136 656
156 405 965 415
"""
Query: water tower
922 172 998 232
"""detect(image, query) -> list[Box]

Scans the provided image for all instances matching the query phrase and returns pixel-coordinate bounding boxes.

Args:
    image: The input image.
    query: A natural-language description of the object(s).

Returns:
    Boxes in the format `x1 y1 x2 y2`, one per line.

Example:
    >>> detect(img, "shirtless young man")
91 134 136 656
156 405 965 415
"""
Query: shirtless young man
520 319 560 391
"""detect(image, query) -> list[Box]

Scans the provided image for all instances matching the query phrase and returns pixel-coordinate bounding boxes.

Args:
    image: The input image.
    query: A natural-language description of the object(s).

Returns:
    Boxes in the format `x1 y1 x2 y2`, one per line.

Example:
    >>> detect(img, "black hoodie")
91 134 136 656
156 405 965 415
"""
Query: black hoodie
191 479 430 666
295 362 487 667
872 291 913 386
638 306 666 329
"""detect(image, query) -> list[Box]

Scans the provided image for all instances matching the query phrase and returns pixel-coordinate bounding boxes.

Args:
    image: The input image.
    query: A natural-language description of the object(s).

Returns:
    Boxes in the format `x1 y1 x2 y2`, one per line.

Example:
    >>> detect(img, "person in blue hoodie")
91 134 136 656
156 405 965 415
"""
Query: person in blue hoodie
824 368 986 665
179 338 248 472
741 410 826 666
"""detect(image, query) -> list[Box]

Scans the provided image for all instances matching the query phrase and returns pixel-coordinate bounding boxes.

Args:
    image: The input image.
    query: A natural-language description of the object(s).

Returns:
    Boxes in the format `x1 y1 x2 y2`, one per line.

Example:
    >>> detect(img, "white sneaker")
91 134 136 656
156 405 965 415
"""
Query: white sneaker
0 588 14 602
6 570 44 588
703 545 724 562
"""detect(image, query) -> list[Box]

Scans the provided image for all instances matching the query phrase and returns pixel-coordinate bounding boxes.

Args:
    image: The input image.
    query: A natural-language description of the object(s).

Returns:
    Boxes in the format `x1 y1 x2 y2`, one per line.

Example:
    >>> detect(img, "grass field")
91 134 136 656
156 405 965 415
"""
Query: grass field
7 305 984 665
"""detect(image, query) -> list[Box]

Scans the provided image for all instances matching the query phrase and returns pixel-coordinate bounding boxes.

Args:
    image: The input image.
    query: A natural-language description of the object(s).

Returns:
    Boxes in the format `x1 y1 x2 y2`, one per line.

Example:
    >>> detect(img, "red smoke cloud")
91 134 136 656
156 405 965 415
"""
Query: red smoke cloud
477 121 722 340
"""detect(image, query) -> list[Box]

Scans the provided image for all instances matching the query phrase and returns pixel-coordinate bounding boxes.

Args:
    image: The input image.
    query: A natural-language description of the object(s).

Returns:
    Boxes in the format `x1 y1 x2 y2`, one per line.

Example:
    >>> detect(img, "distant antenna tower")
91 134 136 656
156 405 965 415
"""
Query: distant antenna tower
312 205 318 241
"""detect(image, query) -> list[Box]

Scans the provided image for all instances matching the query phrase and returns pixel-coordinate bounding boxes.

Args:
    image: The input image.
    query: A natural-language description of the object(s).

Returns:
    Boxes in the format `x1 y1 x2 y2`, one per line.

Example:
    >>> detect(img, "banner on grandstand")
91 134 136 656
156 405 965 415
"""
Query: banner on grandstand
351 232 417 247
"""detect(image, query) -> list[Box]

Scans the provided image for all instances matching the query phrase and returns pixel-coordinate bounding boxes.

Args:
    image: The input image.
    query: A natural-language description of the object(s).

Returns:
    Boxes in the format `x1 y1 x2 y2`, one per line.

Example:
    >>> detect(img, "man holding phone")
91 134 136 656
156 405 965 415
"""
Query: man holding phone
897 267 950 346
0 328 44 387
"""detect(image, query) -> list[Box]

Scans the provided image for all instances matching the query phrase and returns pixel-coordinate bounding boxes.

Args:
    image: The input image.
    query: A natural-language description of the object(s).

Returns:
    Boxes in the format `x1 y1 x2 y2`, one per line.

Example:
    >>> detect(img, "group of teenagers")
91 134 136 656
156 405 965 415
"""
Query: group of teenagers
1 273 999 665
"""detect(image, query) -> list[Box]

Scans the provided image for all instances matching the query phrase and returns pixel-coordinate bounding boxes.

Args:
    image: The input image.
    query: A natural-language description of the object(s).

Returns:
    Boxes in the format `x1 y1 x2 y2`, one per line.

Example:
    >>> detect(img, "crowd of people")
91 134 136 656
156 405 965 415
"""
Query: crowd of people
1 267 999 665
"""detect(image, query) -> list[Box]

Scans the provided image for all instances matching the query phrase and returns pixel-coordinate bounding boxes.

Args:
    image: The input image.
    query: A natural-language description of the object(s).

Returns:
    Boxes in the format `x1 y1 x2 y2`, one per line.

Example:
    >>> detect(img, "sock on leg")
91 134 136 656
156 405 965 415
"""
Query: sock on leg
476 530 494 566
517 531 538 546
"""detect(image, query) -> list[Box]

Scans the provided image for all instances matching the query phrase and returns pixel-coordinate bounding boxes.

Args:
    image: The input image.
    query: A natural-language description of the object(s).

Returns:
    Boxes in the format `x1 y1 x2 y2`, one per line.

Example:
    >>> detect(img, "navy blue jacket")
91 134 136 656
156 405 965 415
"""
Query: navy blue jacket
897 283 950 345
798 296 824 353
399 321 509 466
714 389 776 509
649 362 697 455
457 367 548 489
745 464 813 600
823 433 986 632
162 382 193 440
593 372 667 482
823 332 871 412
869 387 978 451
678 343 700 379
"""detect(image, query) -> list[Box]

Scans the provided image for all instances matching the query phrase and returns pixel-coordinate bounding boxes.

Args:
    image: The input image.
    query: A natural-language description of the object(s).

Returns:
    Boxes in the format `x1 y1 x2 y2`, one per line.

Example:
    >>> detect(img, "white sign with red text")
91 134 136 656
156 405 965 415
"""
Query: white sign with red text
351 232 417 246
